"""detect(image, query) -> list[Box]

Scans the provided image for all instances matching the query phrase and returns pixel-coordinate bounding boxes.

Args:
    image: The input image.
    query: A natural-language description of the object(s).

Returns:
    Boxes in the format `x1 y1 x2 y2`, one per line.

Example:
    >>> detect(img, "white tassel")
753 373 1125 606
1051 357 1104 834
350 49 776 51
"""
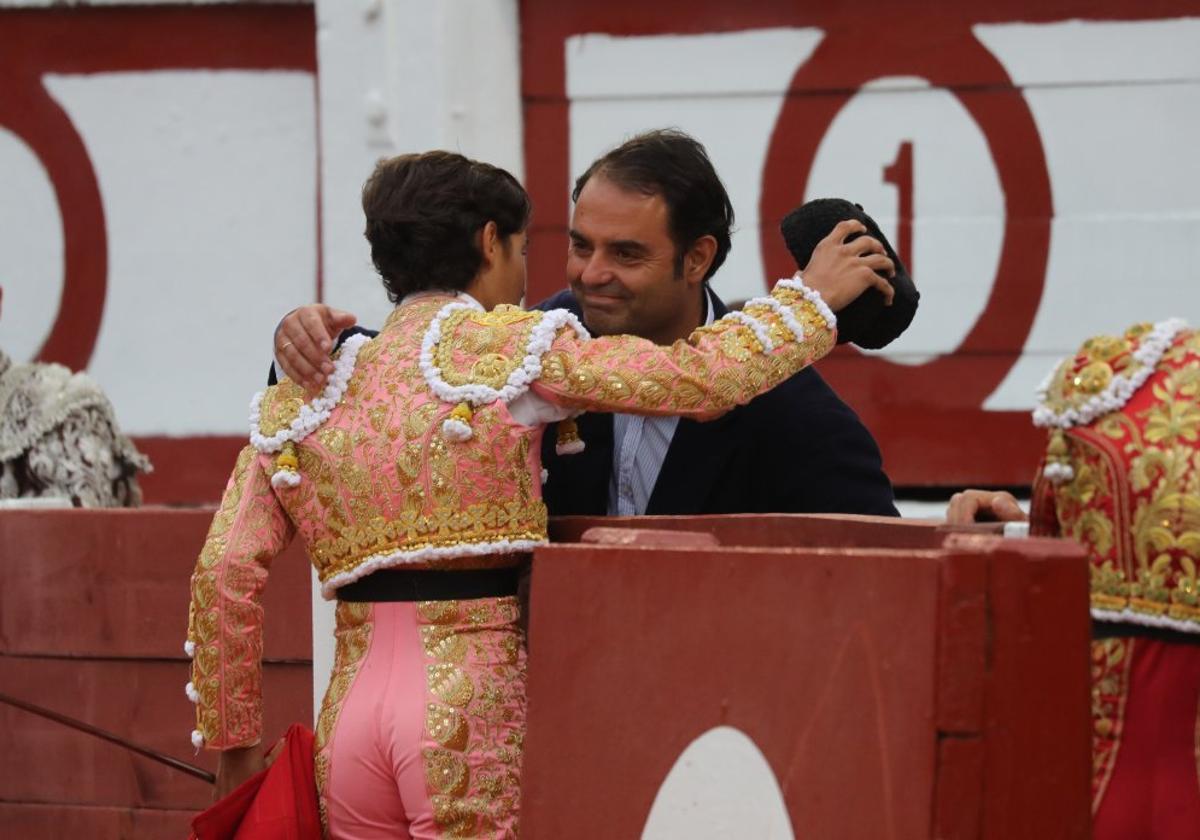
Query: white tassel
556 439 585 456
185 682 199 704
271 470 301 489
442 418 473 441
1043 462 1075 484
191 730 204 750
184 640 195 658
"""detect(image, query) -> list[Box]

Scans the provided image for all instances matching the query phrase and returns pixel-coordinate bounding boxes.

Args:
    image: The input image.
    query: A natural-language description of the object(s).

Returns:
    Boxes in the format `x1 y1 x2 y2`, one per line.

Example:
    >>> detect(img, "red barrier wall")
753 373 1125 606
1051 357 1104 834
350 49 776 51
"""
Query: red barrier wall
0 509 314 839
523 518 1093 838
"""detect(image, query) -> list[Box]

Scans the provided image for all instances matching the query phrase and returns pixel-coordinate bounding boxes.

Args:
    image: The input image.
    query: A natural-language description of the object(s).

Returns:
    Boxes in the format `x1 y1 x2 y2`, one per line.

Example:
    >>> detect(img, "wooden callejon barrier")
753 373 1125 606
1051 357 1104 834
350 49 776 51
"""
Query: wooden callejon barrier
523 515 1093 839
0 509 313 839
1 510 1091 838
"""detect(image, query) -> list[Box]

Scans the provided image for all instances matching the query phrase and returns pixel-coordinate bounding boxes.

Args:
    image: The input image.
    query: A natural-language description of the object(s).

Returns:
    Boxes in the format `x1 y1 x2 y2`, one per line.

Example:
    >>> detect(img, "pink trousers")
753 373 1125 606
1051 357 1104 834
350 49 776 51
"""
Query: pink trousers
314 597 526 839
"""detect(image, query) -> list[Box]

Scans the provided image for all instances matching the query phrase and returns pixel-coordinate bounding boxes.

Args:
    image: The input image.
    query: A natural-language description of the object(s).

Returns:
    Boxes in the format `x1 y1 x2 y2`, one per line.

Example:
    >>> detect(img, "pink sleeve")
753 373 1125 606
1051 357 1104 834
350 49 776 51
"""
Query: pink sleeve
186 445 295 750
531 279 837 419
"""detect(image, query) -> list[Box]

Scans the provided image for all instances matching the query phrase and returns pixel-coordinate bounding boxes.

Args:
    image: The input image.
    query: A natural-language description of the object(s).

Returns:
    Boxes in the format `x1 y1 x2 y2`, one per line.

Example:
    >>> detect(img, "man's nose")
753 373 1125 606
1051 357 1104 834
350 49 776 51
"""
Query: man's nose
578 253 614 288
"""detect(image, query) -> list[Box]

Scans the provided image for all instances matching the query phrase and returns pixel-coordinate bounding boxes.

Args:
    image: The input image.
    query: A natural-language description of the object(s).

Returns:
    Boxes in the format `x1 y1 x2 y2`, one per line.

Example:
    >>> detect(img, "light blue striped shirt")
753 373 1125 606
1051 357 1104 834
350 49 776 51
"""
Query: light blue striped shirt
607 288 716 516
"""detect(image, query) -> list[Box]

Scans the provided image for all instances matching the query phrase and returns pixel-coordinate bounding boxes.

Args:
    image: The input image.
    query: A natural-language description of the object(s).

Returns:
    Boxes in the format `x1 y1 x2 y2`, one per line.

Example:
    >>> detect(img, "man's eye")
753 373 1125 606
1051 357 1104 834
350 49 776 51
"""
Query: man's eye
570 242 591 256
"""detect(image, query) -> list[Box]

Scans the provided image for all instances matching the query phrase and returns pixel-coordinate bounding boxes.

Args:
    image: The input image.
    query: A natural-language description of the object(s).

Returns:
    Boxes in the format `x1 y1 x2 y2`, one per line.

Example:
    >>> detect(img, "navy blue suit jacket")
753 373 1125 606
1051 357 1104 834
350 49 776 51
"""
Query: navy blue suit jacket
269 290 898 517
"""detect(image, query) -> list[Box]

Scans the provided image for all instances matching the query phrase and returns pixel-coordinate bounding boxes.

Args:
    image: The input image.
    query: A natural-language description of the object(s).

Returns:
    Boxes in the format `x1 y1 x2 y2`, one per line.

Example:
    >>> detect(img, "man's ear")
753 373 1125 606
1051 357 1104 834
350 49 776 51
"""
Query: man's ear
479 220 500 266
683 235 718 285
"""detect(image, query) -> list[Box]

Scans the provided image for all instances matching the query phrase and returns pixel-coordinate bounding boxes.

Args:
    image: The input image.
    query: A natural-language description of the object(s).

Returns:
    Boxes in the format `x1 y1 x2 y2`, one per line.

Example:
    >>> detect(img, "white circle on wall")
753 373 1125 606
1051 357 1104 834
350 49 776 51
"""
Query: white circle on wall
0 126 64 362
642 725 795 840
805 76 1005 364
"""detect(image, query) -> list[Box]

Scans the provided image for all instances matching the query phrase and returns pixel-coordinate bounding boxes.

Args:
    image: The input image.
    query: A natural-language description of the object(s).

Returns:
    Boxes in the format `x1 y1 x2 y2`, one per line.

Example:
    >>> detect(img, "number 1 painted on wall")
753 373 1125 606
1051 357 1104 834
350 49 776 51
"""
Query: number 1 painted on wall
882 140 913 274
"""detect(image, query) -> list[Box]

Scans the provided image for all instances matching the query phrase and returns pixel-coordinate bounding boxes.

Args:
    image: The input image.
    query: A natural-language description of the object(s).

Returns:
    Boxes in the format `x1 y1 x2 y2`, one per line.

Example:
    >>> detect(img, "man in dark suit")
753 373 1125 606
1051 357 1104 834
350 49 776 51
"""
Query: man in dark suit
535 286 896 516
273 129 898 517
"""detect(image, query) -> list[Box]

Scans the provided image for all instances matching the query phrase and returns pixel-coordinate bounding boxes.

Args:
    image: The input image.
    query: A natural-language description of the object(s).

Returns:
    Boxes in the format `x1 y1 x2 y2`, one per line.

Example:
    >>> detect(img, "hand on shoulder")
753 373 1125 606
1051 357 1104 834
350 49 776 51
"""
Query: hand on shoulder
275 304 357 391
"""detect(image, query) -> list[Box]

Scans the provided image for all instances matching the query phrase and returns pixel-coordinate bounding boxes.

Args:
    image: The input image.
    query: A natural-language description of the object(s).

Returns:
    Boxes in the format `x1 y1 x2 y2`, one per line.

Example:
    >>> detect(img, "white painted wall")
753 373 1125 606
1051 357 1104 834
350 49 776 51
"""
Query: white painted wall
315 0 523 330
1 69 318 434
565 19 1200 407
642 726 795 839
975 18 1200 407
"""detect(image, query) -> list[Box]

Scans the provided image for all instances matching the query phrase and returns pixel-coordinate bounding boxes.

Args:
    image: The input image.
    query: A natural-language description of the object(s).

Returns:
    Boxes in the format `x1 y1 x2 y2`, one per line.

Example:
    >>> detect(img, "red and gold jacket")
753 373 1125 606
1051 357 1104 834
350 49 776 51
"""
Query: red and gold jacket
1031 320 1200 632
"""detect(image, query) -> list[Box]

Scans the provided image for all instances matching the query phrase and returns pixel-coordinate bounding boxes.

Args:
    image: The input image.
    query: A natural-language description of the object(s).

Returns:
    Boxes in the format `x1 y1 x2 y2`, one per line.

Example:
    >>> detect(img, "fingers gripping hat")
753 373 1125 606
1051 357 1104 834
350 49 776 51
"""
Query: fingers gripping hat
780 198 920 349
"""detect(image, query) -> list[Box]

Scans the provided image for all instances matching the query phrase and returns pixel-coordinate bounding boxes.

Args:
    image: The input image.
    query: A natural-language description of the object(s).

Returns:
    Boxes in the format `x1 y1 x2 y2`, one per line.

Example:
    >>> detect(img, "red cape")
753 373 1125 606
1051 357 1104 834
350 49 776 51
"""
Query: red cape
190 724 322 840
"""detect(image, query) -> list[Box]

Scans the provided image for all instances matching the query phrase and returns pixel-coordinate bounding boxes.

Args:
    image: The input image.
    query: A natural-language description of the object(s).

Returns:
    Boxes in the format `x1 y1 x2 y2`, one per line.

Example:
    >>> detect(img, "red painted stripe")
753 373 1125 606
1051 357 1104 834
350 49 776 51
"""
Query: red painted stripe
0 5 316 73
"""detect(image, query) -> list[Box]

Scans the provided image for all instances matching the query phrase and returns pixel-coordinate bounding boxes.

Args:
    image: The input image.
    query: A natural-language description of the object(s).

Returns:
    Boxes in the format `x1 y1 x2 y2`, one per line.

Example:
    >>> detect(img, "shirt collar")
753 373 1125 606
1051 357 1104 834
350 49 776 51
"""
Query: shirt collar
702 285 716 327
398 289 483 309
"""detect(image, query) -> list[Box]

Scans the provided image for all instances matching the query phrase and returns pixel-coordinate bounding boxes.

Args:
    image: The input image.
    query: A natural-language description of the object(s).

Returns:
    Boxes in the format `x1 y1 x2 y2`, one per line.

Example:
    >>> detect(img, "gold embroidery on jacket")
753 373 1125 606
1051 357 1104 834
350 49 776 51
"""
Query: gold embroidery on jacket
436 305 540 390
190 446 287 747
308 499 546 579
1090 637 1132 812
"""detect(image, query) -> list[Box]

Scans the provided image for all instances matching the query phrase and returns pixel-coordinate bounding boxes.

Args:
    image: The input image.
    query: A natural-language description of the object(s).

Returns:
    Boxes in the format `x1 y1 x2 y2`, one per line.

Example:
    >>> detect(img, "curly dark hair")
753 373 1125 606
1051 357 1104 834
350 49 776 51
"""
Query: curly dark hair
362 151 532 302
572 129 734 282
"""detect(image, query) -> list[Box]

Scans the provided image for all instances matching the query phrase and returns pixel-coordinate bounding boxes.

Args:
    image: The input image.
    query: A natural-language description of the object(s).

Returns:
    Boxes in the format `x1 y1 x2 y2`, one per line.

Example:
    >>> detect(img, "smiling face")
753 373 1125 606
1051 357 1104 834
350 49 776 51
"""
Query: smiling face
566 176 705 345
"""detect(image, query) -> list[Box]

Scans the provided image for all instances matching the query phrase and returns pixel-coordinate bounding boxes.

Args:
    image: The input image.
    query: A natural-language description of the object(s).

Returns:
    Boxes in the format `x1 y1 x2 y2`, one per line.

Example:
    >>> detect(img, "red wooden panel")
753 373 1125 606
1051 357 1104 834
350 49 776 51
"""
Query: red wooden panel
0 508 314 660
522 543 943 839
958 535 1093 840
550 512 951 550
0 657 310 810
522 521 1091 837
0 508 315 832
933 737 985 840
936 554 988 732
133 436 248 507
0 803 194 840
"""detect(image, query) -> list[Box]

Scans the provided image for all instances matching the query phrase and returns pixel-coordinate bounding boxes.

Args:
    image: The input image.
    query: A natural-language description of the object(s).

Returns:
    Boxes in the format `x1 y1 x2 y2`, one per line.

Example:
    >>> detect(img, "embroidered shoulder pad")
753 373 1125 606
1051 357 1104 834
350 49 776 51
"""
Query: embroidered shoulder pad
249 333 370 453
1033 318 1187 430
420 302 588 406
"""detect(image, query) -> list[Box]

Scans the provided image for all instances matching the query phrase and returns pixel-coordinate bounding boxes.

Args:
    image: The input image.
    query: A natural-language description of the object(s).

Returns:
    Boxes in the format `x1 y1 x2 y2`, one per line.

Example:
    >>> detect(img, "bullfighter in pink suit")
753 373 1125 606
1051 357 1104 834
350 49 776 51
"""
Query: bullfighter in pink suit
184 150 895 838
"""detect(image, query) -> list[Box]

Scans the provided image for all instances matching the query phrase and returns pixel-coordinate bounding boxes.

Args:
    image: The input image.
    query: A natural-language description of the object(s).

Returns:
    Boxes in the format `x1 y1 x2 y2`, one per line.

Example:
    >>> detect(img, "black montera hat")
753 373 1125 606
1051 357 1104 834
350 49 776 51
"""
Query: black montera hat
780 198 919 350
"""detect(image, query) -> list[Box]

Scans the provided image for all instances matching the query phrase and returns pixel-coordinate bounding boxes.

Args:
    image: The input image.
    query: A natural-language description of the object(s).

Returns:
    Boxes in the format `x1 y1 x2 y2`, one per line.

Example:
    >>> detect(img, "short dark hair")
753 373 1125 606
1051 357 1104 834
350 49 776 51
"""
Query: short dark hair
572 129 734 282
362 151 531 302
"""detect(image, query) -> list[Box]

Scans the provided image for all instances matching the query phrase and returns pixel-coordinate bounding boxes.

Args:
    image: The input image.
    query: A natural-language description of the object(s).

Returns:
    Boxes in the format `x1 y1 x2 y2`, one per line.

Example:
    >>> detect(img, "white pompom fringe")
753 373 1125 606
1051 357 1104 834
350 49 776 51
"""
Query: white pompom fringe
184 640 196 658
442 418 473 441
185 682 199 704
191 730 205 750
271 470 301 489
1043 462 1075 484
540 468 549 484
556 439 585 456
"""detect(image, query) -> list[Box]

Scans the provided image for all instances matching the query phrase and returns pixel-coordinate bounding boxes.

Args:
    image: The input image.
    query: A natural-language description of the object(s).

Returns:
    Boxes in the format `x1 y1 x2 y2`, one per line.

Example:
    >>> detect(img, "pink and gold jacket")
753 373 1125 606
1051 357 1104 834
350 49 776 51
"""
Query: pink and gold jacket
185 280 837 749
